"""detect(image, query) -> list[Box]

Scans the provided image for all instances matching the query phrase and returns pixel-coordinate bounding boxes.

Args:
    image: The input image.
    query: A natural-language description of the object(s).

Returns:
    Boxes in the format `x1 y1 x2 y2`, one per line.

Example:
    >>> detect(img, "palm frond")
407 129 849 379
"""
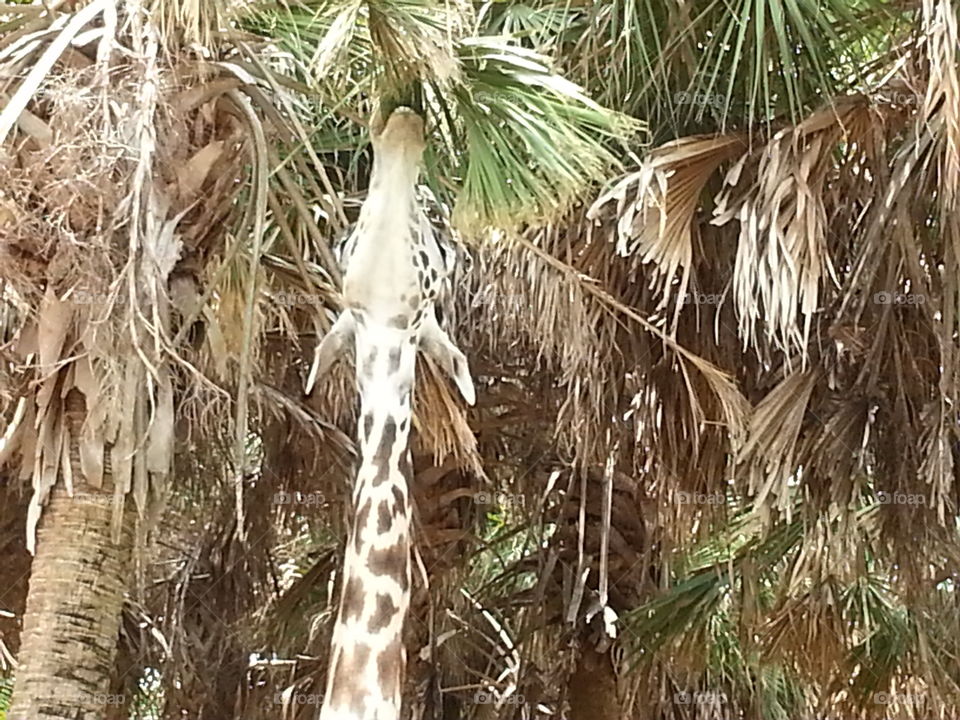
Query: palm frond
563 0 906 135
448 38 638 230
241 0 638 231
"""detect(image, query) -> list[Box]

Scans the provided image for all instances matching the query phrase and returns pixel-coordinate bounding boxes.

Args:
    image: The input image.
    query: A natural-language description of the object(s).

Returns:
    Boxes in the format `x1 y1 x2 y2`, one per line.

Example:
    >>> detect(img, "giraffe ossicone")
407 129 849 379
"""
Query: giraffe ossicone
307 106 474 720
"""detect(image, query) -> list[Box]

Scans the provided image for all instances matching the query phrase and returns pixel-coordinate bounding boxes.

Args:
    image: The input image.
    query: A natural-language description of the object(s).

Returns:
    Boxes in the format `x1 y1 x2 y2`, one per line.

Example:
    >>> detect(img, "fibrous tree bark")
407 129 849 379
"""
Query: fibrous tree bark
9 393 133 720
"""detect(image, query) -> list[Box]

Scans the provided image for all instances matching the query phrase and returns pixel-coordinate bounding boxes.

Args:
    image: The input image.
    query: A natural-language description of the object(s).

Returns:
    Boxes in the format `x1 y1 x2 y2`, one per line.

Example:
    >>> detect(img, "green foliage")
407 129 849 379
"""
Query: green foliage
240 0 639 231
619 483 952 716
0 674 11 720
478 0 909 137
449 37 633 229
467 502 547 598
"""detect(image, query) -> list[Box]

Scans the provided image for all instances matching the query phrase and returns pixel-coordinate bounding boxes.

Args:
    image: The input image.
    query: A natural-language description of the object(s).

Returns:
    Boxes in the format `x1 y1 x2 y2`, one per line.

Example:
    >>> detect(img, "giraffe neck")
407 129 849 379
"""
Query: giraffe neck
320 325 416 720
314 107 474 720
342 164 419 320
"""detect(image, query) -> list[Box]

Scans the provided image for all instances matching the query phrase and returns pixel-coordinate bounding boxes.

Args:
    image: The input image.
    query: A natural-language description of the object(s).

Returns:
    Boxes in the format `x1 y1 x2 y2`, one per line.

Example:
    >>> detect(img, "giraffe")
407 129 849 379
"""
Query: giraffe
305 106 475 720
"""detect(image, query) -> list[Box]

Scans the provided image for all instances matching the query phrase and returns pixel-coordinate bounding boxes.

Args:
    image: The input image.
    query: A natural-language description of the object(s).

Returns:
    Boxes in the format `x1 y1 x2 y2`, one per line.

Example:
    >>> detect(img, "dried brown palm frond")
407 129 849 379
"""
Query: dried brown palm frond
415 358 484 476
588 134 746 331
461 222 747 482
923 0 960 209
588 70 958 536
0 59 191 549
712 100 884 362
737 368 818 520
476 59 960 717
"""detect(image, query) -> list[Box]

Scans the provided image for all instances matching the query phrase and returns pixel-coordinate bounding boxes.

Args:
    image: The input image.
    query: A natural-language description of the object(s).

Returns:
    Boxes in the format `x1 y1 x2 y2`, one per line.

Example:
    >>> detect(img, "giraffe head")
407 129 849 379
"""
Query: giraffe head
371 107 425 181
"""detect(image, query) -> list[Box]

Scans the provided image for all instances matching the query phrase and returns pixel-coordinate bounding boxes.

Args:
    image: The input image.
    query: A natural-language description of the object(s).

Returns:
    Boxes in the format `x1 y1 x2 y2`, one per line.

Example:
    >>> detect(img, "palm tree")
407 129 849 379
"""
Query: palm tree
0 0 626 717
4 1 960 719
0 0 300 714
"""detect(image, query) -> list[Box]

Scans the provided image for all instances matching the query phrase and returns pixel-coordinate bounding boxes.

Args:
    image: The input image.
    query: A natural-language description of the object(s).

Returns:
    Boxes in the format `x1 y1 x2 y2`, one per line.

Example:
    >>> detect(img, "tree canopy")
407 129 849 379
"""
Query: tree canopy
0 0 959 719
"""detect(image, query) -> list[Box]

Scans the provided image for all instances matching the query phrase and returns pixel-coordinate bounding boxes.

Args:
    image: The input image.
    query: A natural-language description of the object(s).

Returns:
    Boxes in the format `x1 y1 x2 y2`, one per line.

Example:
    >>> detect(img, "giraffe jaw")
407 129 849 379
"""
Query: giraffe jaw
372 107 425 161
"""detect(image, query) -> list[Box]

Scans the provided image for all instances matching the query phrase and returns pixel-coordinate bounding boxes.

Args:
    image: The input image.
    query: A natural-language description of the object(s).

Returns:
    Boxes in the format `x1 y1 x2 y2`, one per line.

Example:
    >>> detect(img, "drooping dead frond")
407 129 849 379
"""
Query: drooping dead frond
713 102 879 363
588 134 745 331
415 357 484 477
738 369 818 520
923 0 960 209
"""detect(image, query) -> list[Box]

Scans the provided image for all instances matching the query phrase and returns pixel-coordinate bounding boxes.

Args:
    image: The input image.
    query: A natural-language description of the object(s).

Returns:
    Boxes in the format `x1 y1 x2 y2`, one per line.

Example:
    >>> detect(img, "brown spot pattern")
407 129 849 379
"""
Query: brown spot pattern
368 593 399 633
390 486 406 516
330 644 371 712
341 576 365 621
371 418 397 486
367 541 406 581
377 500 393 533
377 638 403 702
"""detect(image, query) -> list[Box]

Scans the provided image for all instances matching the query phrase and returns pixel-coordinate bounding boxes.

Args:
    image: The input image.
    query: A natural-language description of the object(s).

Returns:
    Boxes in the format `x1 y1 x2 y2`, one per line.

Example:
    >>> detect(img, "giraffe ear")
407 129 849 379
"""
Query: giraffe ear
418 311 476 406
305 312 355 395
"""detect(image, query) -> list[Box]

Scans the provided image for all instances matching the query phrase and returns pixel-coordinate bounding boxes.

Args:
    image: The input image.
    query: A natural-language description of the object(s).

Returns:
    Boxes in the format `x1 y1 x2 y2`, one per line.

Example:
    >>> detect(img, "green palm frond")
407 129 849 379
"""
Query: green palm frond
757 663 809 720
0 675 11 719
240 0 638 231
446 37 637 230
477 0 577 52
843 576 915 701
623 511 804 659
620 485 950 717
562 0 905 135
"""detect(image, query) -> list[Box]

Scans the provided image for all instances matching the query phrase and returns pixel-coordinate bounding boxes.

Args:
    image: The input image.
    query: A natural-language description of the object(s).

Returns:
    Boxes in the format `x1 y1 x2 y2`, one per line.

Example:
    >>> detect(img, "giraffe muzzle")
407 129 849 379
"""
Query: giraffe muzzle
374 107 425 154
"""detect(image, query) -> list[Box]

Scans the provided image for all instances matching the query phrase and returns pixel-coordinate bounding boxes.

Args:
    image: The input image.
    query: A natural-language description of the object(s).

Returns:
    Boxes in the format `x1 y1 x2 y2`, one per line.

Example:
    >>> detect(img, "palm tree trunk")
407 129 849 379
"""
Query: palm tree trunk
567 644 620 720
9 396 132 720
